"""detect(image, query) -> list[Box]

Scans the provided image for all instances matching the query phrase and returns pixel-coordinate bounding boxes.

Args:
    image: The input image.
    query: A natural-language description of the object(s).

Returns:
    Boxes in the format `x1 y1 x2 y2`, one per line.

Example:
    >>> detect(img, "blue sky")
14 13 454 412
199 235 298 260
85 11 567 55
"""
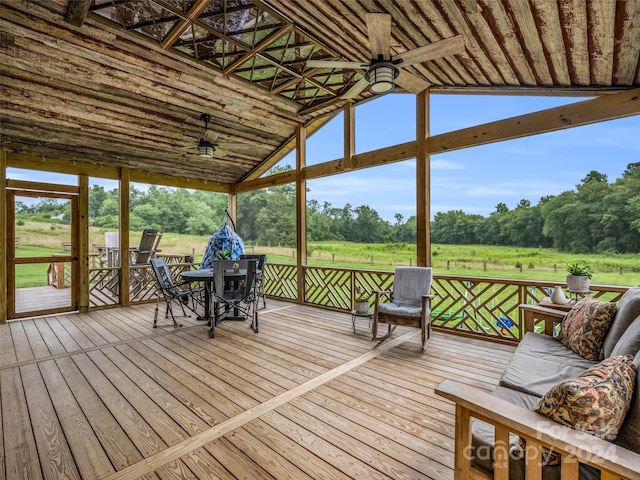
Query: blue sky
9 94 639 223
284 94 639 222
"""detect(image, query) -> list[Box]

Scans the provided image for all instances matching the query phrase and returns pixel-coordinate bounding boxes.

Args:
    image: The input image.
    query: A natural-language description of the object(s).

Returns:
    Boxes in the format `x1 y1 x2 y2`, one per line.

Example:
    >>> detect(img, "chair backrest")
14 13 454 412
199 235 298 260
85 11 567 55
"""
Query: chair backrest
241 254 267 270
213 259 257 299
133 229 163 264
104 231 119 248
150 257 174 291
392 267 432 305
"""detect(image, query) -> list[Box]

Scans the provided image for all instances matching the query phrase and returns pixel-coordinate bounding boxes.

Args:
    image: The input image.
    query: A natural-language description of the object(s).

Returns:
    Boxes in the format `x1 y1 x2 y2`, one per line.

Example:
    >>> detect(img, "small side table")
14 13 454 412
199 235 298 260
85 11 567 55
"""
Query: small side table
351 310 374 334
567 289 592 300
539 296 575 312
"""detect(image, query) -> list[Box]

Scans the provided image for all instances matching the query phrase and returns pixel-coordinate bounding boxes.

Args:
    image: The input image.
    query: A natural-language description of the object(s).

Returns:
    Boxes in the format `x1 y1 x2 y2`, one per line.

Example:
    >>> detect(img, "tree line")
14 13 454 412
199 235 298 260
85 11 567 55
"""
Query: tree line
16 163 640 254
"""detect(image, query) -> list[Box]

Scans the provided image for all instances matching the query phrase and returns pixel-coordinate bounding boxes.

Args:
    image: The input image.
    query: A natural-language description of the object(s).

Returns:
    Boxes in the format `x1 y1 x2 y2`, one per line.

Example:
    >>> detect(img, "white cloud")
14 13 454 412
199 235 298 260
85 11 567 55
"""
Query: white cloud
431 158 464 169
309 174 407 196
464 180 571 197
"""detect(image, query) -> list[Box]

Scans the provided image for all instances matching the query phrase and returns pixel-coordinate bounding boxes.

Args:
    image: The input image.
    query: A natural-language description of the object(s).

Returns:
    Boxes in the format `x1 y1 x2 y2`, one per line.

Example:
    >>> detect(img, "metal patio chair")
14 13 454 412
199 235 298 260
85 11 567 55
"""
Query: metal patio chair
241 254 267 309
210 259 258 338
150 257 200 328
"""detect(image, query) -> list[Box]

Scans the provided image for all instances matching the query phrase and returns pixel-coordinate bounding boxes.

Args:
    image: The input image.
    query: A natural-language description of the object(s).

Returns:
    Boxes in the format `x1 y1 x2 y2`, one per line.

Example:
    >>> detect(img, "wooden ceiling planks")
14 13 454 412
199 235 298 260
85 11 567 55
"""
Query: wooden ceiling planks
589 1 617 86
1 0 302 184
531 0 571 86
615 0 640 85
1 0 638 187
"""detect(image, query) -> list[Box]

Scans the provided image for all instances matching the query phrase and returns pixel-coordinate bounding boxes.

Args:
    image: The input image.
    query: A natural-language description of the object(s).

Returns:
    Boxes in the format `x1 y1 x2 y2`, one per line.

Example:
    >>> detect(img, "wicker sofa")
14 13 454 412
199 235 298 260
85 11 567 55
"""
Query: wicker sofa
437 287 640 480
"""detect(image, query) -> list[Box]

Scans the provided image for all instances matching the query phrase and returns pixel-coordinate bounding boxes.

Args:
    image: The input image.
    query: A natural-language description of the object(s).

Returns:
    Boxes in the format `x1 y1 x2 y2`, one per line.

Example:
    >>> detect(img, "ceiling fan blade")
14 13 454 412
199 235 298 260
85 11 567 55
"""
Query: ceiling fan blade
203 130 219 142
394 70 430 94
306 60 366 69
341 77 369 99
365 13 391 59
216 143 253 151
394 35 465 66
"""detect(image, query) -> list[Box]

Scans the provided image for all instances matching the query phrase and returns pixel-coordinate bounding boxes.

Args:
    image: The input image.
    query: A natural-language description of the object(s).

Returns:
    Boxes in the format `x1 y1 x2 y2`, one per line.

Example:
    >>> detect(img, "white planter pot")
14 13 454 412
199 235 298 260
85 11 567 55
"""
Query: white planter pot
355 300 370 314
566 274 590 293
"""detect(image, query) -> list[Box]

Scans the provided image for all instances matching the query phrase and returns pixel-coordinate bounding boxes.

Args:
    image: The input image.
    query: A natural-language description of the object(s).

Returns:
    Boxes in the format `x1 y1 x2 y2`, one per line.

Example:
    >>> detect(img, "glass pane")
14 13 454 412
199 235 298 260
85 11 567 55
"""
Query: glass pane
15 195 71 259
15 261 72 314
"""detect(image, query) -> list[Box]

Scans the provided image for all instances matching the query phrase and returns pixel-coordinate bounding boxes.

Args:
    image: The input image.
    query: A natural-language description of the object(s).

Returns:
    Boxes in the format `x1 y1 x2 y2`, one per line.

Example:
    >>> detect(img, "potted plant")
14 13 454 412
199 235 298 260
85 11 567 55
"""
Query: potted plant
354 286 370 314
566 261 592 292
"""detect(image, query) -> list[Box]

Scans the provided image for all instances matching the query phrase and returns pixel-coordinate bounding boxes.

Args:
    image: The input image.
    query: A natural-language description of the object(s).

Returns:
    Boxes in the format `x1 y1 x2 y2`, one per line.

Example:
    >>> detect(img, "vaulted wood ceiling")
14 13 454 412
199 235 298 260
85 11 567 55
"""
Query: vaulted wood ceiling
1 0 639 187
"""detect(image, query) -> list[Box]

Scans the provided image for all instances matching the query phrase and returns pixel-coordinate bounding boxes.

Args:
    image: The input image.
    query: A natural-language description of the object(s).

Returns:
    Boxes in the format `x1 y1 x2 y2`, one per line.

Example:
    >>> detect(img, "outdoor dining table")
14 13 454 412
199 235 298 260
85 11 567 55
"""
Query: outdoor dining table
180 268 247 325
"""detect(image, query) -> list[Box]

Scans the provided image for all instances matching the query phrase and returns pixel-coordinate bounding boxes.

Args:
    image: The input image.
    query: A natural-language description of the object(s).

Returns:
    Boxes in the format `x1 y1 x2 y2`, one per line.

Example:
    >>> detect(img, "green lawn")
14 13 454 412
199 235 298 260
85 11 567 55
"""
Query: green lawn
12 241 640 288
264 242 640 287
14 246 62 288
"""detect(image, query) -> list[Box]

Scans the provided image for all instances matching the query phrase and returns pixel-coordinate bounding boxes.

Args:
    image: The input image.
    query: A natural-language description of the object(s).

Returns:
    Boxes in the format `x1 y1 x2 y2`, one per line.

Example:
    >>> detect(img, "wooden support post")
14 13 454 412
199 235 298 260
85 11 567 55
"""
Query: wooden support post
416 89 431 266
296 124 307 304
0 150 6 323
228 190 237 227
344 102 354 164
119 168 131 306
78 175 89 312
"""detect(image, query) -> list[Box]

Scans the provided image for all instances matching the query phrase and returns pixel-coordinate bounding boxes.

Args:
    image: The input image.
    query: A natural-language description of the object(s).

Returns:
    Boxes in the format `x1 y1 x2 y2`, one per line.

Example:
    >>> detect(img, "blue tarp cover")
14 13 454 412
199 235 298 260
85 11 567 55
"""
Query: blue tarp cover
200 224 244 269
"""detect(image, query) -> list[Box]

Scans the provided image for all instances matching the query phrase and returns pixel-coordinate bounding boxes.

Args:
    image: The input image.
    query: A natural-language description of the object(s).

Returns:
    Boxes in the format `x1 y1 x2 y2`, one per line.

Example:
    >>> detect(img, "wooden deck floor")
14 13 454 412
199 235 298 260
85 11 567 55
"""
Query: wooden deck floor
0 300 515 480
15 286 72 314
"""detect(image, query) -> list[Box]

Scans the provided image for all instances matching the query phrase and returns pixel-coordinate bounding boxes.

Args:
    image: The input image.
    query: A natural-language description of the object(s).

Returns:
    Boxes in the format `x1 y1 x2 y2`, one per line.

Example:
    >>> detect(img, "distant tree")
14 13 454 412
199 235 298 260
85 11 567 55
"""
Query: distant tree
396 215 416 243
185 202 217 236
89 185 108 218
353 205 391 243
493 202 509 215
622 162 639 178
577 170 608 190
432 210 483 244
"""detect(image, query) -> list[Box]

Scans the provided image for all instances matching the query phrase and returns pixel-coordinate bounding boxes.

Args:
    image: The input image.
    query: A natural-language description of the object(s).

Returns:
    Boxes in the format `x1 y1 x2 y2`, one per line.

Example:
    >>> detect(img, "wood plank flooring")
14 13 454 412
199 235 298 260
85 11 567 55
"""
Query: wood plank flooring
15 286 72 314
0 300 515 479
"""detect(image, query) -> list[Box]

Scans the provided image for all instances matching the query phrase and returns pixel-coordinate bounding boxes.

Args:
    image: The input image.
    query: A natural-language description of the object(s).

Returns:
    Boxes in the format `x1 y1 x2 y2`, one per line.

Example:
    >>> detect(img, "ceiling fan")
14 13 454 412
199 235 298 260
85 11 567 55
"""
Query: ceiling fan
306 13 465 98
194 113 252 158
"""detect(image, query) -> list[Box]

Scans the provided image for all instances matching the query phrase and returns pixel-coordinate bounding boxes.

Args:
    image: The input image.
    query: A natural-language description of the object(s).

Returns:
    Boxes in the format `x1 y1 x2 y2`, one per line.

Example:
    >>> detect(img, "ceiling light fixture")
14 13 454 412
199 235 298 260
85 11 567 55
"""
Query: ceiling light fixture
198 113 215 158
365 59 400 94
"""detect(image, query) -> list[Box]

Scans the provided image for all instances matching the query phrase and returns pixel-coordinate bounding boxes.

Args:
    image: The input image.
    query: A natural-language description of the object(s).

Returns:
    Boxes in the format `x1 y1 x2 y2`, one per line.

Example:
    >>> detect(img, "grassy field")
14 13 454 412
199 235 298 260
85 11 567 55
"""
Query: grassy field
13 221 640 287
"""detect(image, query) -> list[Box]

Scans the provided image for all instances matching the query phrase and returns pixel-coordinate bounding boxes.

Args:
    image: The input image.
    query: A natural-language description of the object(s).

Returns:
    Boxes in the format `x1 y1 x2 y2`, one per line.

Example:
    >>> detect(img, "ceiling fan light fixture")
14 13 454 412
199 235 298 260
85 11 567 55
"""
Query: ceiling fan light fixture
365 61 399 94
198 139 215 158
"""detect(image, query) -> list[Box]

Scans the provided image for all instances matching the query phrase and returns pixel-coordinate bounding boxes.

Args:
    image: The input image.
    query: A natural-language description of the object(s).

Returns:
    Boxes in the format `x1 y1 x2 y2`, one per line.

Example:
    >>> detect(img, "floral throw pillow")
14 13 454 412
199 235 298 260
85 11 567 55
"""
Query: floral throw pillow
557 297 617 360
534 355 636 441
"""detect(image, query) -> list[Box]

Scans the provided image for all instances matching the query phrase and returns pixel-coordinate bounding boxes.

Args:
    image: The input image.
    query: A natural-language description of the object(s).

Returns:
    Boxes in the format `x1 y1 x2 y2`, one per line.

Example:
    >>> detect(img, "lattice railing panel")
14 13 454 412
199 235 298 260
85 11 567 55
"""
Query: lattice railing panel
130 265 158 303
88 259 629 342
89 268 120 308
431 278 524 341
263 264 297 300
305 267 351 309
354 270 394 303
89 262 194 308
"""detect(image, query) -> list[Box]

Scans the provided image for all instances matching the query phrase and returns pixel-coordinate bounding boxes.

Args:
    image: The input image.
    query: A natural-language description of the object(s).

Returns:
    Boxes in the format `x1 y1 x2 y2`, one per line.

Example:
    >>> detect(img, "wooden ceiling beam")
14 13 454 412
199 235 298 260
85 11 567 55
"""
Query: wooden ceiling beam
6 153 120 180
225 24 294 75
5 152 232 193
428 86 640 154
65 0 92 27
161 0 212 49
237 87 640 192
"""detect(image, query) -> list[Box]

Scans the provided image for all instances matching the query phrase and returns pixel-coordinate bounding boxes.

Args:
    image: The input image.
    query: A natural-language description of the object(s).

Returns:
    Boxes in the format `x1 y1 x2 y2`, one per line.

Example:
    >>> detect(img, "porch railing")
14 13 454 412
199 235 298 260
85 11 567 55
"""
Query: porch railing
88 261 628 342
261 264 628 342
88 254 194 309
